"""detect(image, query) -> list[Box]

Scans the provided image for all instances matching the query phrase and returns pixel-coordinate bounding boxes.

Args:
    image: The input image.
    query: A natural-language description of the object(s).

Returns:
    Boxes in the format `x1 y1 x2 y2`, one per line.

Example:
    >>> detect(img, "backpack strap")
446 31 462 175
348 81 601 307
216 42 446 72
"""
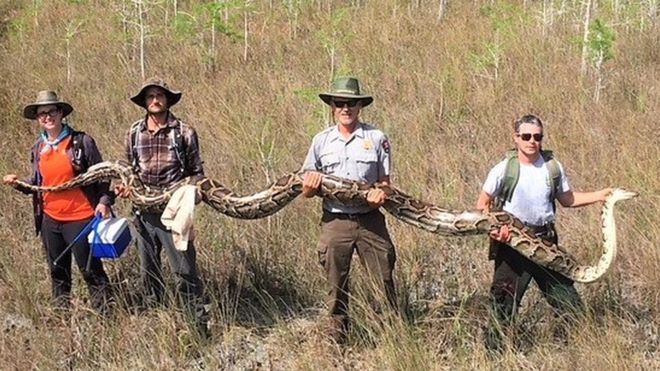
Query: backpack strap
31 138 44 186
70 130 87 174
129 120 142 173
494 149 561 210
492 149 518 210
541 150 561 204
170 123 187 174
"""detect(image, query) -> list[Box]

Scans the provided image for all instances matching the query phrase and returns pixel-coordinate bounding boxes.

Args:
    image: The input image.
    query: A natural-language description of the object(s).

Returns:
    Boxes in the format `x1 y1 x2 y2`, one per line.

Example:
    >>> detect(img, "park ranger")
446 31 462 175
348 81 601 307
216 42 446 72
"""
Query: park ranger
301 77 397 344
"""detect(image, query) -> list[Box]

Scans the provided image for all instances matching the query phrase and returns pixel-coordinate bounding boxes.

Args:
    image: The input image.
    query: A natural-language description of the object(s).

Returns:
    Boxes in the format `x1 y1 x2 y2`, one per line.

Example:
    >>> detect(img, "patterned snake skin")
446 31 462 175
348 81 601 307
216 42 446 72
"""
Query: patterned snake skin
13 160 636 283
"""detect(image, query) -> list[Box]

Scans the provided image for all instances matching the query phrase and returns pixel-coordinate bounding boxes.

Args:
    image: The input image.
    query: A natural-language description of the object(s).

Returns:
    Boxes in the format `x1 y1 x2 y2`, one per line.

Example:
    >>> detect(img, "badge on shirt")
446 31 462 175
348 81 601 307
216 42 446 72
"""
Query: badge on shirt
362 139 373 150
382 139 390 153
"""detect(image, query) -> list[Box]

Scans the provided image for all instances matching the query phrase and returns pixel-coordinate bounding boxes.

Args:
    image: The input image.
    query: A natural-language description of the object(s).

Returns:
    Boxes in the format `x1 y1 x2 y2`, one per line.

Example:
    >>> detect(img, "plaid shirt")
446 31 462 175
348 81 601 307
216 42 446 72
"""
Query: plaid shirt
125 112 204 188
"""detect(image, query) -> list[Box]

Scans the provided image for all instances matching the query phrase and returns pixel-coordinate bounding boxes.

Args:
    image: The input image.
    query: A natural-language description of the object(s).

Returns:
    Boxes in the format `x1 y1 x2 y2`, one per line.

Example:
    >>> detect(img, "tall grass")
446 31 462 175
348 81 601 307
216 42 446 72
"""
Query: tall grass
0 0 658 369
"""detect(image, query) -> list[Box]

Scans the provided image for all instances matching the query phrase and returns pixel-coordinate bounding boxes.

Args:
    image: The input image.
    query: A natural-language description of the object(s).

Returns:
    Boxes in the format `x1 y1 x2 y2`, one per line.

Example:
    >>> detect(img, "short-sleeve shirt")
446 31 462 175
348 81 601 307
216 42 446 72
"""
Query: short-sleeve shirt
302 122 392 214
482 155 570 226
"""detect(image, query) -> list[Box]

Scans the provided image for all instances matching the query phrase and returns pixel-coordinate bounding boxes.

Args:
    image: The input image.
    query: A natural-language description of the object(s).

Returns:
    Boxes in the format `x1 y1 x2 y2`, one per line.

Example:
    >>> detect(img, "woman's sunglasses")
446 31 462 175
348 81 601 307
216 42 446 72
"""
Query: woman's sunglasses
516 133 544 142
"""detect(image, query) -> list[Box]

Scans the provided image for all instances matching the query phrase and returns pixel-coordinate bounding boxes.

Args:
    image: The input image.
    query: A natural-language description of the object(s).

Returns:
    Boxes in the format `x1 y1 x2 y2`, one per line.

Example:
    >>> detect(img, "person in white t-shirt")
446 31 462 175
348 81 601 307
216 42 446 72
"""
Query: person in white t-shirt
476 114 612 351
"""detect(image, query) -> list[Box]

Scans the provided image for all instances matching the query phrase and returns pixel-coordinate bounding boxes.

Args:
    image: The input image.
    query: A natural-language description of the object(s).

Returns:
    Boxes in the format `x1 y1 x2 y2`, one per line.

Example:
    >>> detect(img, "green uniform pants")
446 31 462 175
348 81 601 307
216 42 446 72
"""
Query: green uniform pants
317 209 397 328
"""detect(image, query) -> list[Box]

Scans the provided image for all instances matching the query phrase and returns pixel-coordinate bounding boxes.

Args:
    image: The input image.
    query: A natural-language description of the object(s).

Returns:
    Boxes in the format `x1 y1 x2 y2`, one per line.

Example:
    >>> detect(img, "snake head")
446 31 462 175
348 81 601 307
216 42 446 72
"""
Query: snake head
610 188 638 201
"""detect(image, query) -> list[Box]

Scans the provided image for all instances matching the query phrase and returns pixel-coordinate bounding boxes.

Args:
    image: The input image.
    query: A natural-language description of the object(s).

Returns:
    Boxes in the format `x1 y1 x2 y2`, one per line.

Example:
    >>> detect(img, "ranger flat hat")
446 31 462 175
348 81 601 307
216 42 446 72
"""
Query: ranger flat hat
130 77 182 108
23 90 74 120
319 77 373 107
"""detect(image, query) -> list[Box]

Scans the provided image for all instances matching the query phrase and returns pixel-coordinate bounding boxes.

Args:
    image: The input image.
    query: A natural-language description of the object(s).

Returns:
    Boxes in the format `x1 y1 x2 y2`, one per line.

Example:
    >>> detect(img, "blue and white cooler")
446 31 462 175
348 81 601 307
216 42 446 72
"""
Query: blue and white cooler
88 217 133 259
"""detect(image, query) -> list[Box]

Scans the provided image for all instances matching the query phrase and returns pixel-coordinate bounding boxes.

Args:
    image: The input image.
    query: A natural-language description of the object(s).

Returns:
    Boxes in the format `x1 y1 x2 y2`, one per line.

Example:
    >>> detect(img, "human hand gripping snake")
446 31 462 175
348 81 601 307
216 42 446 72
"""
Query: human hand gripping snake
12 160 637 283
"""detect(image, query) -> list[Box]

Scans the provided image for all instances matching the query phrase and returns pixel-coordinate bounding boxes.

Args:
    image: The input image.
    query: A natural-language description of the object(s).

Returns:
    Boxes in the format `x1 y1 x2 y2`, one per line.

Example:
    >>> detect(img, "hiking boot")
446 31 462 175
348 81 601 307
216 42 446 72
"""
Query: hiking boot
195 320 212 342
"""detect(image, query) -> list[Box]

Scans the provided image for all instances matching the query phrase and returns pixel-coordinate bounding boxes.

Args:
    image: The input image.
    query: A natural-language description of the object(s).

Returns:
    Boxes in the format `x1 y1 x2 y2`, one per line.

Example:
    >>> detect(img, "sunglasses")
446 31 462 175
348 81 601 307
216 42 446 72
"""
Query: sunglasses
517 133 544 142
332 100 359 108
36 109 60 119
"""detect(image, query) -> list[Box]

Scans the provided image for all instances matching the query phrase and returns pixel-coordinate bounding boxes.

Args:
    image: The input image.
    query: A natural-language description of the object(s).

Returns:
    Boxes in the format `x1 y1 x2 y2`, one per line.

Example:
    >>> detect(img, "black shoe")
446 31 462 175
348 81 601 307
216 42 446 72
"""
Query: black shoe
193 320 212 343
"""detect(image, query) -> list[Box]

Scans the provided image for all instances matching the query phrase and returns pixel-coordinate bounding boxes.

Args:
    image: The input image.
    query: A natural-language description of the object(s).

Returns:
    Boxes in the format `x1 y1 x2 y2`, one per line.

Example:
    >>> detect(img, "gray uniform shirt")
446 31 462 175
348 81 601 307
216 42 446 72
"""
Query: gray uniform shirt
302 122 392 214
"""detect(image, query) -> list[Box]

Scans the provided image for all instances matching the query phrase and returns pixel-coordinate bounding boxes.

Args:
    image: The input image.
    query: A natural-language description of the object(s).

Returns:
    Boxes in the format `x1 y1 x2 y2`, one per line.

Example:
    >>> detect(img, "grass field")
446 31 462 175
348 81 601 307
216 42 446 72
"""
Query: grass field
0 1 658 369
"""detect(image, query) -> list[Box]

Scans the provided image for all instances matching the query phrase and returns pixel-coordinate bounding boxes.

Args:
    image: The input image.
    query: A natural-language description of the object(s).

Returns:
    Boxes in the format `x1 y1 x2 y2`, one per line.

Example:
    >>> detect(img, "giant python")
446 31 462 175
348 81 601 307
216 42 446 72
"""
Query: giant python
12 160 636 283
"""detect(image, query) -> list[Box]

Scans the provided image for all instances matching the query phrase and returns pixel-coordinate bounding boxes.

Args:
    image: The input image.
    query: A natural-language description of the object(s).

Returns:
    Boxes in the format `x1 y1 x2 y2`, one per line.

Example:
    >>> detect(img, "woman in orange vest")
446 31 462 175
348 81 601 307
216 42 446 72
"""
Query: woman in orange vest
3 91 114 313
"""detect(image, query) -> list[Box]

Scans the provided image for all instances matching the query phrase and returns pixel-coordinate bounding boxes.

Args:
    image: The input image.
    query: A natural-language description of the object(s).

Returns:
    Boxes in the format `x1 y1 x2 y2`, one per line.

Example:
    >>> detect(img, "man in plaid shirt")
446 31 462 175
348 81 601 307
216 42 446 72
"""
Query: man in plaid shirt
118 78 210 339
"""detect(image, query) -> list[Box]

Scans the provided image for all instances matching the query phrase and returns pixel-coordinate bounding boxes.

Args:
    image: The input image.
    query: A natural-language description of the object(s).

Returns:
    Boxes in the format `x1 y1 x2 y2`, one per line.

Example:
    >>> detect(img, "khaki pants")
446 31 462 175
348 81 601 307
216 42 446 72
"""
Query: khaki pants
317 210 397 325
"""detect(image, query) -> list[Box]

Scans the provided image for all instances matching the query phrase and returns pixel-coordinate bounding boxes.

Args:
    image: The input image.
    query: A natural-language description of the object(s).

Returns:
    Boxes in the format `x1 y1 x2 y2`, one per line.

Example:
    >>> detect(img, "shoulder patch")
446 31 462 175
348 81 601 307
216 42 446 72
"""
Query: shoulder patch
382 138 390 154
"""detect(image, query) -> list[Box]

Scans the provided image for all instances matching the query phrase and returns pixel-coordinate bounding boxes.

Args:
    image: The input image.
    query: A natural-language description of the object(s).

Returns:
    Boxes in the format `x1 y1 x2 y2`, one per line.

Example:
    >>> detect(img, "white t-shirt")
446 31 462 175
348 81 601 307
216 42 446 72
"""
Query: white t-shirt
482 155 570 226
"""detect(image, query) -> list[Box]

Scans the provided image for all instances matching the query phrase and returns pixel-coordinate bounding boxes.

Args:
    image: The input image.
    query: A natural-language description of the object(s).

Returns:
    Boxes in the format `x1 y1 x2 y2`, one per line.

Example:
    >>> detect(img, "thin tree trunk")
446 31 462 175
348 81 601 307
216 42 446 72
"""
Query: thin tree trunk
580 0 593 76
594 52 604 102
210 13 216 72
66 38 72 83
544 0 556 36
137 0 146 79
243 9 249 62
438 0 447 21
33 0 39 27
329 45 335 84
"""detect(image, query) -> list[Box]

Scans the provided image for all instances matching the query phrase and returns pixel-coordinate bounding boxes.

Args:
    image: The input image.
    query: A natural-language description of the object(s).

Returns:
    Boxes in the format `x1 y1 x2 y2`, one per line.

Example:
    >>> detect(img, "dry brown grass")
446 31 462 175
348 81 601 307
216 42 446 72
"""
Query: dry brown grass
0 1 658 369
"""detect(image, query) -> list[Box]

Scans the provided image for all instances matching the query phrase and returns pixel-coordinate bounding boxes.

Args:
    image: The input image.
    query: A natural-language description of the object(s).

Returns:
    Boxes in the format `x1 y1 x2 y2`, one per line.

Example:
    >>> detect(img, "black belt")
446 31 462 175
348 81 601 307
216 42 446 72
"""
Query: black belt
322 209 378 221
525 222 555 236
133 206 164 215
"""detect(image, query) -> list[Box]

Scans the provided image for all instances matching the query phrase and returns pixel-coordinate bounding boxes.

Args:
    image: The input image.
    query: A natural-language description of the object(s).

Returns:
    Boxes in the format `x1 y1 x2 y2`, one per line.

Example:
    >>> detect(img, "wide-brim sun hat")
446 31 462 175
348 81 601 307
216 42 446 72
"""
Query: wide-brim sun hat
319 77 373 107
130 77 182 108
23 90 74 120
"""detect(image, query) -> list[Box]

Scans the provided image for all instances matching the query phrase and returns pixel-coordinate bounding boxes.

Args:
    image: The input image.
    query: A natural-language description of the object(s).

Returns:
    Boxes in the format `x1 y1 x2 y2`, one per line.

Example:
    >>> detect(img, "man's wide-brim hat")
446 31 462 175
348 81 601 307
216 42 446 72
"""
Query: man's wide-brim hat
319 77 373 107
130 77 182 108
23 90 74 120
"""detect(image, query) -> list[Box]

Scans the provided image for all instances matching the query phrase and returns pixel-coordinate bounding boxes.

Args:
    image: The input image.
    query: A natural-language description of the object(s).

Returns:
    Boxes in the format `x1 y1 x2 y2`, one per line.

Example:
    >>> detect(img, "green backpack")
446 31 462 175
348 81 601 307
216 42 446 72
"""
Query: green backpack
493 149 562 211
